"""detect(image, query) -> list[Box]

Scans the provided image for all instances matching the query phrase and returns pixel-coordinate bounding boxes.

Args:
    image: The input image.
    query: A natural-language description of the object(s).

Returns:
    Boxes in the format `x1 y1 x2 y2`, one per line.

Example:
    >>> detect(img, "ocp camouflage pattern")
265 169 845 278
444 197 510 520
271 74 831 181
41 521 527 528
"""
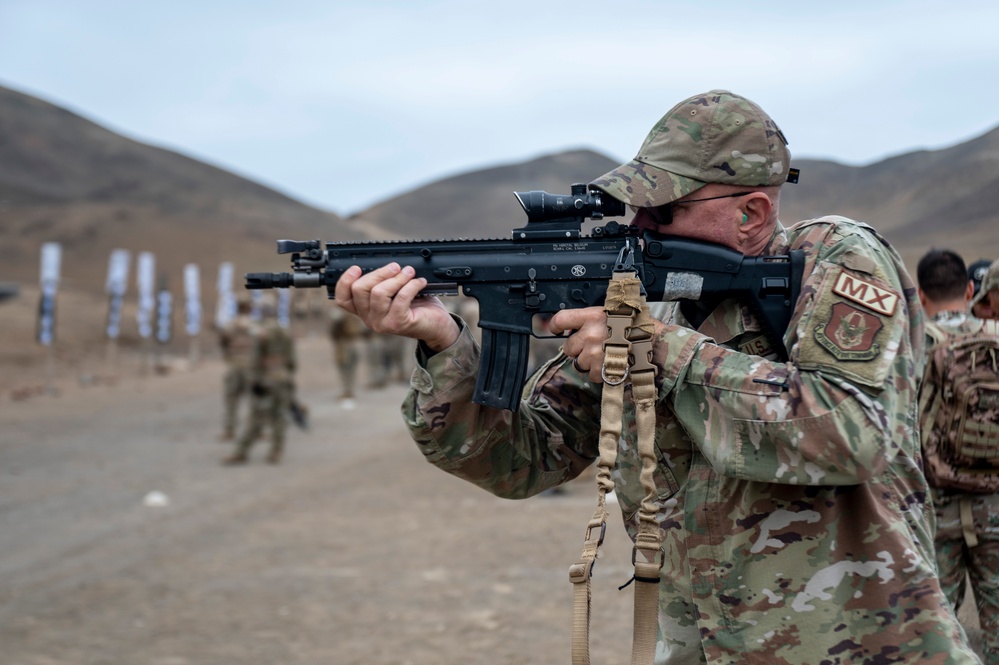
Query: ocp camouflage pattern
591 90 791 208
402 216 981 664
923 310 999 663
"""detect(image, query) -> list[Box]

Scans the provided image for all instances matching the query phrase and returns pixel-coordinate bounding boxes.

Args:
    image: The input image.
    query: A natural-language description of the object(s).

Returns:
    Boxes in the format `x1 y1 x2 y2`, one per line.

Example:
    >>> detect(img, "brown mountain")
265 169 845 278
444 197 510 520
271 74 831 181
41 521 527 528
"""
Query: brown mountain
0 84 364 294
2 82 999 390
344 149 621 240
354 131 999 271
779 128 999 268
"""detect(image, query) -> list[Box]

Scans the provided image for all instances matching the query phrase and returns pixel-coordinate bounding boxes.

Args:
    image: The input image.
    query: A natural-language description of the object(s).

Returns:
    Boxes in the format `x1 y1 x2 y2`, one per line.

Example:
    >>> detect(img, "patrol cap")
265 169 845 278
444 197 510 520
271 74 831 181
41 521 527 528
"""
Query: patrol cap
968 258 992 296
591 89 793 207
970 258 999 309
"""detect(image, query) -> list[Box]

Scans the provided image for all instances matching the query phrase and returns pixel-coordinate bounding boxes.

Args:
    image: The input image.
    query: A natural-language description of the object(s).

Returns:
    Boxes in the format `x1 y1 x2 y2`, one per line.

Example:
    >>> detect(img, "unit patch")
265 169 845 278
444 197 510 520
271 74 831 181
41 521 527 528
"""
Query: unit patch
798 264 904 390
832 272 898 316
814 302 883 360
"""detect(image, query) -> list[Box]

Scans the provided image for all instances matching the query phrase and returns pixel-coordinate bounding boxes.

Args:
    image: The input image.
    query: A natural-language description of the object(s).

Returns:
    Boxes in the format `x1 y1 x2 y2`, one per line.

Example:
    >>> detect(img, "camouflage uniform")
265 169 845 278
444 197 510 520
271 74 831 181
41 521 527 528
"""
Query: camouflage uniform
330 308 365 399
217 311 258 439
228 319 296 464
923 309 999 663
402 216 980 663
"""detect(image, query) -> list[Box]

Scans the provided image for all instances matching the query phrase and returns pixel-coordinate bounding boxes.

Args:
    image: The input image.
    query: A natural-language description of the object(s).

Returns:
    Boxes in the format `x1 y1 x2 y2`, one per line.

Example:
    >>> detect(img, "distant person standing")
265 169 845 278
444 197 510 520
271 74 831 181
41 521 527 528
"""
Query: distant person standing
329 307 365 407
223 300 297 465
970 258 999 320
917 249 999 664
217 296 257 441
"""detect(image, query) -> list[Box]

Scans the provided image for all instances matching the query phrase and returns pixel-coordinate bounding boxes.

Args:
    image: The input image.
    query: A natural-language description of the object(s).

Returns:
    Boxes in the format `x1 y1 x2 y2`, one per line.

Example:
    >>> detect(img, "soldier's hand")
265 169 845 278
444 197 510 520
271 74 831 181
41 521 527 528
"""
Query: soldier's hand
334 263 460 352
549 306 609 384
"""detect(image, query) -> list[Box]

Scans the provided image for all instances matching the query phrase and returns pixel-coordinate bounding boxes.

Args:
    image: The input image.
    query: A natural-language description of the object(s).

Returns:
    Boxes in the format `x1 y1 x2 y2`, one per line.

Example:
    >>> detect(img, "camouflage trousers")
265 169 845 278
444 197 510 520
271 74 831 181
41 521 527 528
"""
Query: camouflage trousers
233 380 293 460
934 490 999 663
222 366 253 436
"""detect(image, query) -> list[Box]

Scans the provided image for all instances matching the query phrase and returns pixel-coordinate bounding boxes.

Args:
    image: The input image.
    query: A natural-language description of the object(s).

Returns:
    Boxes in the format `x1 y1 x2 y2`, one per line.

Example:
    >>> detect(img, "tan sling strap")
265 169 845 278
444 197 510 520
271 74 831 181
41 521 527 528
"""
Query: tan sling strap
959 496 980 548
569 271 662 665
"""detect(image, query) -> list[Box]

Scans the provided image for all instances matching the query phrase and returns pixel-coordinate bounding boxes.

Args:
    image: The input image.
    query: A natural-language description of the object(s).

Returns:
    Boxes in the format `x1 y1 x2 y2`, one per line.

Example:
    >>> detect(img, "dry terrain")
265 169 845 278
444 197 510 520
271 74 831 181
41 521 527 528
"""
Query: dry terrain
0 325 985 664
1 332 641 665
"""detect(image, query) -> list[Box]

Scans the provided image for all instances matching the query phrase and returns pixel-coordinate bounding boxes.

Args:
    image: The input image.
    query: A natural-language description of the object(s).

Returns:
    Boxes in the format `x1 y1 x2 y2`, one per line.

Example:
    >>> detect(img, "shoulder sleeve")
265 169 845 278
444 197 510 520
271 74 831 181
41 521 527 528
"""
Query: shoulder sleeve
793 226 908 390
669 218 923 485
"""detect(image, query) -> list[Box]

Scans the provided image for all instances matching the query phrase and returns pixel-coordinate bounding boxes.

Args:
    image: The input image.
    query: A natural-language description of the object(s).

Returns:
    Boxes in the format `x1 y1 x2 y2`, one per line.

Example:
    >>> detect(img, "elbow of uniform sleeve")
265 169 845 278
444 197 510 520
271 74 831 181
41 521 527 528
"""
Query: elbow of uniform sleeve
652 325 713 399
402 321 482 466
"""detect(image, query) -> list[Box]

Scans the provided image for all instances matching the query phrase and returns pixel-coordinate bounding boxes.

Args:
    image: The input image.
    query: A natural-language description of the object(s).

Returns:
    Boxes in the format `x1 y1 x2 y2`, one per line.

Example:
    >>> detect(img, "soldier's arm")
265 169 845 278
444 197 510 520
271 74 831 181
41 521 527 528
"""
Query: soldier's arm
402 321 603 498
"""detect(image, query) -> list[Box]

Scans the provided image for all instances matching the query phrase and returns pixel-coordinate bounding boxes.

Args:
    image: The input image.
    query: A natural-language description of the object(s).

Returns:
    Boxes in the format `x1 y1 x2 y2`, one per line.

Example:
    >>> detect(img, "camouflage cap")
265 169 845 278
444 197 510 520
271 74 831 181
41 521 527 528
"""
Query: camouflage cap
970 258 999 308
591 90 791 207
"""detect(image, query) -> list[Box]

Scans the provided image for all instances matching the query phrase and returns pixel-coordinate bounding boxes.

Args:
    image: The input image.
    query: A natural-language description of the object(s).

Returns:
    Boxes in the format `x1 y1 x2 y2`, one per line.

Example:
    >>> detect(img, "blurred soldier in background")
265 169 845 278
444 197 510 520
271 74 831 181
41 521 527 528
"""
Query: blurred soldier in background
917 249 999 663
329 307 365 408
217 296 257 441
365 330 412 389
971 258 999 321
223 299 297 465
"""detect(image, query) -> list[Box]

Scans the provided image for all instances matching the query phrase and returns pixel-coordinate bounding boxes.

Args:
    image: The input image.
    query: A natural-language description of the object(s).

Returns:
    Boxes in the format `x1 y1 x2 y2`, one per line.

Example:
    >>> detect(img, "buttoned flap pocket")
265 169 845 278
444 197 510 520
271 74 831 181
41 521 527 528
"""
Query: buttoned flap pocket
615 438 684 523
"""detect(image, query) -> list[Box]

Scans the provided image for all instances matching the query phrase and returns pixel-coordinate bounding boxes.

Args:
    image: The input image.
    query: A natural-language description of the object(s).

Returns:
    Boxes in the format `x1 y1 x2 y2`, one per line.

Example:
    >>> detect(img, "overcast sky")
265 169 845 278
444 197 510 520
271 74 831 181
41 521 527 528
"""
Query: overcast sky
2 0 998 216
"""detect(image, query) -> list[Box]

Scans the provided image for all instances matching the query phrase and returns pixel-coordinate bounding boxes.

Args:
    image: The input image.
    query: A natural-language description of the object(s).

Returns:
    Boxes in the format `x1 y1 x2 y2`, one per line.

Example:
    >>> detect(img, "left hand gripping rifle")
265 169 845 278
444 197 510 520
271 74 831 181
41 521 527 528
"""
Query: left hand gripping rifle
246 184 804 412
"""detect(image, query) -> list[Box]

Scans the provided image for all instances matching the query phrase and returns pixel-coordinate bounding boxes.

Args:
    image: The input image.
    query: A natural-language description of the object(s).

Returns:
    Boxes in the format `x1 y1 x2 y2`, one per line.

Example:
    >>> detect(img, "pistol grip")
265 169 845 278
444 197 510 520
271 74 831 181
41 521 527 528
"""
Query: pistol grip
474 327 531 412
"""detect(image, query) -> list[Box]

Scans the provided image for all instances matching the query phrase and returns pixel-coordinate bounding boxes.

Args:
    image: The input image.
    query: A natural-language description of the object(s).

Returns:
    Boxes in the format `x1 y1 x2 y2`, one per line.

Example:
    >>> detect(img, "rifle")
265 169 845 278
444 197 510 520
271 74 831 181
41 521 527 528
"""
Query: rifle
246 184 805 412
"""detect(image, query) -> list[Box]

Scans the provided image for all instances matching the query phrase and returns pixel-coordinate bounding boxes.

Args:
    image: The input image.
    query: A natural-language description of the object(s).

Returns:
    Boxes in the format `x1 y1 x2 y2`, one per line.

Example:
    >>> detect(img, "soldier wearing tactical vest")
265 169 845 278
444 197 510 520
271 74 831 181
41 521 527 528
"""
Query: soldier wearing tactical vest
918 249 999 663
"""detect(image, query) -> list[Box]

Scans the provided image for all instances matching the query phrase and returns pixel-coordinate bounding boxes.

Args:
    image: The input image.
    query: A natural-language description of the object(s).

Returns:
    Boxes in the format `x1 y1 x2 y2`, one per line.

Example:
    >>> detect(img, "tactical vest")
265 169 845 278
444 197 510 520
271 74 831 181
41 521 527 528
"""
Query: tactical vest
920 318 999 493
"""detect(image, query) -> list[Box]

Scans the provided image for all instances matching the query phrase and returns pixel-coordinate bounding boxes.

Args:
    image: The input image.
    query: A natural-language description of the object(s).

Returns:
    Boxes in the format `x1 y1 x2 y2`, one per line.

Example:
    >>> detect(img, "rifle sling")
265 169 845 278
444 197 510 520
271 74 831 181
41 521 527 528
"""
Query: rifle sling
569 271 661 665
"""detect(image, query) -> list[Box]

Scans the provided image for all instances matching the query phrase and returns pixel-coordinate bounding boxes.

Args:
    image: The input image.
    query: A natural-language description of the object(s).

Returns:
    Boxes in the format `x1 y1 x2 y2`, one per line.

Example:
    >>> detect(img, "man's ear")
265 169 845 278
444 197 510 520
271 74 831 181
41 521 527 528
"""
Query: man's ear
918 288 930 309
965 280 975 302
739 192 772 234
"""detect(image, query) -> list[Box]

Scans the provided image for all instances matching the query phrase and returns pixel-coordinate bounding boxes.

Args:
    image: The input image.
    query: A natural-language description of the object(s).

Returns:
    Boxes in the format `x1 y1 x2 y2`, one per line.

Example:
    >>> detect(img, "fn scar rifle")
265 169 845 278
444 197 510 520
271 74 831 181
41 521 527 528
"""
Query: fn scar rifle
246 184 804 412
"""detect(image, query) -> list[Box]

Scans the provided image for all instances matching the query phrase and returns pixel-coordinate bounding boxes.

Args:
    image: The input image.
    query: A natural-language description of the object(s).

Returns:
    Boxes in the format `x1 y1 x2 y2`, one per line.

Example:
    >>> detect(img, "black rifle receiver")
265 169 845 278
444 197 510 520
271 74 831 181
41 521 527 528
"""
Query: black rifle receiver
245 183 804 411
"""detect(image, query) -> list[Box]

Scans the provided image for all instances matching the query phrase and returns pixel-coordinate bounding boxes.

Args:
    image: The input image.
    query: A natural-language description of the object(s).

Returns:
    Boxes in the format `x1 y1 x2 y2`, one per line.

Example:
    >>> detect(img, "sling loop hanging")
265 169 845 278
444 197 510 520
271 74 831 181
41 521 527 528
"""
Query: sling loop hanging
569 270 662 665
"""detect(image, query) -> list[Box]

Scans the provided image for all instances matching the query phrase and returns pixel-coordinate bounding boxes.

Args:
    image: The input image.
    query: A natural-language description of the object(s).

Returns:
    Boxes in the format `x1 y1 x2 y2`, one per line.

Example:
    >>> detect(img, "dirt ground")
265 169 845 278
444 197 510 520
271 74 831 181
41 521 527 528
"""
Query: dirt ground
0 332 984 664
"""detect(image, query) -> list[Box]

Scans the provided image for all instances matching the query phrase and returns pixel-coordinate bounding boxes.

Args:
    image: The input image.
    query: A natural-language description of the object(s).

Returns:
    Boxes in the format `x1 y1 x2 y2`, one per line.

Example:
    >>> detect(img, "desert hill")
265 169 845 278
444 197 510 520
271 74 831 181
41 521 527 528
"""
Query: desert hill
345 149 621 240
0 84 366 386
0 84 364 293
778 124 999 268
2 83 999 392
358 129 999 272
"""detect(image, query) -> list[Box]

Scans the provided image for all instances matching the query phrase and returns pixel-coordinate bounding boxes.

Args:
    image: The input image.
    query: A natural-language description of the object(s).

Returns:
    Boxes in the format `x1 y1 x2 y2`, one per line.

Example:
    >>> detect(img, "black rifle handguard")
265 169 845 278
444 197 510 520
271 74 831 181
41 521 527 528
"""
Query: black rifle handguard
245 184 804 411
